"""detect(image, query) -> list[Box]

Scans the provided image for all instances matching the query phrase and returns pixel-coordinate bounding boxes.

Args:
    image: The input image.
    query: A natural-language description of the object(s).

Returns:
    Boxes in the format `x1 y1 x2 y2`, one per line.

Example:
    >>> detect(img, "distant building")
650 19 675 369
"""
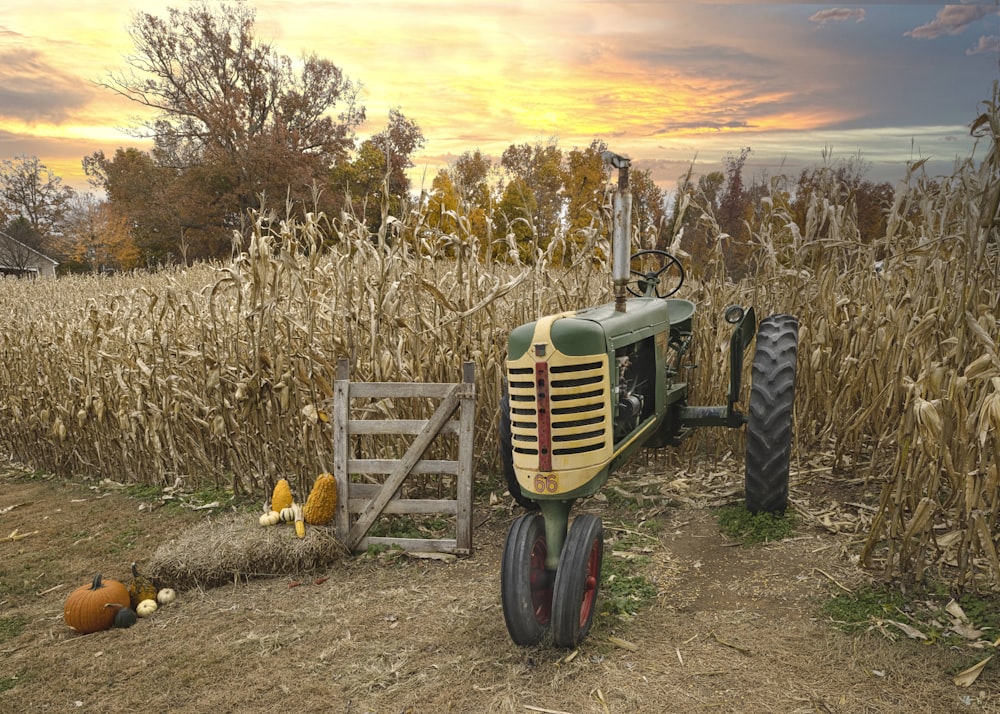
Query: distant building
0 231 59 278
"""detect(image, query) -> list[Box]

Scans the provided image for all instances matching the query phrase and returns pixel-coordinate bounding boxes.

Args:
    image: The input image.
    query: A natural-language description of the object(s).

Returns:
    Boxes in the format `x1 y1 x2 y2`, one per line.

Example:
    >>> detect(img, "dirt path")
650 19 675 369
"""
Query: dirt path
1 465 997 713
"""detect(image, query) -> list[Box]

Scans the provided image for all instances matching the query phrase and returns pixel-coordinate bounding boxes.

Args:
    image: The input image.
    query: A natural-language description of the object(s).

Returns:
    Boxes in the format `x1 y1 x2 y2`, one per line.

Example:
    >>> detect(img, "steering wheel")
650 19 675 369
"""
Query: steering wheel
627 250 685 298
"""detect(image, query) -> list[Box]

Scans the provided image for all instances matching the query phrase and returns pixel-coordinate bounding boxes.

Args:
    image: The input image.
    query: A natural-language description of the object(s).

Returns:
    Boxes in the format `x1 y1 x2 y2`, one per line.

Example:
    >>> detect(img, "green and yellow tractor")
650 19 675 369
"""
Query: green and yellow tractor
498 152 799 647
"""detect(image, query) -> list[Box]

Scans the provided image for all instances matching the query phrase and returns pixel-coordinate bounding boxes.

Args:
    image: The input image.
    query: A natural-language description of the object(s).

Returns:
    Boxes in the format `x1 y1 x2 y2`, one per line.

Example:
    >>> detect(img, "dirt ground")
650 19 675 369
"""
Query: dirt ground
2 459 999 714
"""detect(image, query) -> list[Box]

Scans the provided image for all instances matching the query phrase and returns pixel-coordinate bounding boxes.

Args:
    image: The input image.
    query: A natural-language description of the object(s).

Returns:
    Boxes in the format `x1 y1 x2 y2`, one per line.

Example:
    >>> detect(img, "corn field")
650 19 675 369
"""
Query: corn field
3 90 1000 591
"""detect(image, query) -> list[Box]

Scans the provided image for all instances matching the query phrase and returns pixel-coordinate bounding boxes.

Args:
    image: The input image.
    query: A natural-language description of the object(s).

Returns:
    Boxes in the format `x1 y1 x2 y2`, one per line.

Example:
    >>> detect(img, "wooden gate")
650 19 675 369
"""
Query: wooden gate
332 359 475 555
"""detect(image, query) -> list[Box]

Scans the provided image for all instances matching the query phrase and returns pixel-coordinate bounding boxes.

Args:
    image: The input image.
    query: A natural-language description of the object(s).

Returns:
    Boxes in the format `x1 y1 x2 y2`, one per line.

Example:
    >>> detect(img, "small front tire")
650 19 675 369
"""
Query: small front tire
551 514 604 647
501 514 553 646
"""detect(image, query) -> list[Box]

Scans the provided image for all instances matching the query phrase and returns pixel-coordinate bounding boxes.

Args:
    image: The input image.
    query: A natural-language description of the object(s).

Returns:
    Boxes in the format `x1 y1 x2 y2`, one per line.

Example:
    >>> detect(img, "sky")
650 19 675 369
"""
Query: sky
1 1 999 194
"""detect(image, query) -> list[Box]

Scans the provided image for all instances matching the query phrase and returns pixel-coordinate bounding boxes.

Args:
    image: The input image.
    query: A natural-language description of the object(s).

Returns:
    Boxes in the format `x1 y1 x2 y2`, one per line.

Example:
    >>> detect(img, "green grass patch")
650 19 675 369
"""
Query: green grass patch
0 615 27 643
821 584 909 635
600 519 661 617
716 503 796 544
821 583 1000 648
0 676 17 694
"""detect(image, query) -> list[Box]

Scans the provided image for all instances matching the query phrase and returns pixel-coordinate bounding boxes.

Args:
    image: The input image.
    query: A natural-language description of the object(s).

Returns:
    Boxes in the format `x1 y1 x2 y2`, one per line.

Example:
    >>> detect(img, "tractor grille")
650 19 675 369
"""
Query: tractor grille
507 353 611 470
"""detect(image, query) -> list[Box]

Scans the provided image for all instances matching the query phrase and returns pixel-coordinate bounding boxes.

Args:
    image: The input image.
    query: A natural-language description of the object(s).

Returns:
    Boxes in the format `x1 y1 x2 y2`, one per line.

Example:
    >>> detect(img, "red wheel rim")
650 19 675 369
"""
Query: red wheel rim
529 534 552 624
578 537 600 627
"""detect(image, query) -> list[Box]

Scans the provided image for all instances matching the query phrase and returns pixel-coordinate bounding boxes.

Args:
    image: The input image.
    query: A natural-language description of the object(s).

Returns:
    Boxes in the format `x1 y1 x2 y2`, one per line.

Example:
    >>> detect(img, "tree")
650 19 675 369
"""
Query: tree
500 140 564 243
561 140 609 259
628 168 668 251
452 149 493 209
99 0 365 258
0 155 74 252
330 109 426 233
54 194 139 273
496 176 538 263
85 148 185 265
719 147 752 243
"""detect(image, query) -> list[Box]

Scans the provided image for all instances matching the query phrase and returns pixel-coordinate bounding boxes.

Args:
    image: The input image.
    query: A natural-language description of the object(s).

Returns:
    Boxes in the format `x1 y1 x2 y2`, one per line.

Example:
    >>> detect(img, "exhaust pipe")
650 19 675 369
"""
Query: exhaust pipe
603 151 631 312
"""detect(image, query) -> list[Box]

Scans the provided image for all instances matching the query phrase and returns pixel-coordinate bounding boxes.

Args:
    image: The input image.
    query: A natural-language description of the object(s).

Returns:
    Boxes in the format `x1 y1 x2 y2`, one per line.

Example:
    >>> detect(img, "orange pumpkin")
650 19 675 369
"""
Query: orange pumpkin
63 573 130 634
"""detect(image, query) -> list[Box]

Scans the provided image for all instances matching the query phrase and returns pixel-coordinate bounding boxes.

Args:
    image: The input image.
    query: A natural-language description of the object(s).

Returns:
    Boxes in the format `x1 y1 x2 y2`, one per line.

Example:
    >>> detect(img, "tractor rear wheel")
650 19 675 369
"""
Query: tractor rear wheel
745 314 799 514
551 514 604 647
501 513 553 645
499 392 539 511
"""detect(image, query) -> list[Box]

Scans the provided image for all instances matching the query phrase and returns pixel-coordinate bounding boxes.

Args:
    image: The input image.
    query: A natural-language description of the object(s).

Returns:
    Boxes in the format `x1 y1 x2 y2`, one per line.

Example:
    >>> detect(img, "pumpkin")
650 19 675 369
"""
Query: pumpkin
113 606 138 629
279 506 296 523
302 473 337 525
63 573 130 634
259 510 281 526
136 599 158 617
156 588 177 606
127 562 158 609
271 478 294 513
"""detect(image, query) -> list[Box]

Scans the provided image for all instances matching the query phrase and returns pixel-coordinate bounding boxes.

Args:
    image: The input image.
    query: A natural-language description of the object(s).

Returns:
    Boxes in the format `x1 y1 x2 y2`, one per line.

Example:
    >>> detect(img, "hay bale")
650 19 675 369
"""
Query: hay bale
147 513 348 590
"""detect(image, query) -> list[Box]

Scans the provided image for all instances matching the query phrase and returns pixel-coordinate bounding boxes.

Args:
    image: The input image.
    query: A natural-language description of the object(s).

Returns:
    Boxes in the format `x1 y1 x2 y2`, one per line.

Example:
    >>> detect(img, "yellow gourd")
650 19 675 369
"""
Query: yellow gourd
270 478 293 513
302 473 337 525
127 562 158 610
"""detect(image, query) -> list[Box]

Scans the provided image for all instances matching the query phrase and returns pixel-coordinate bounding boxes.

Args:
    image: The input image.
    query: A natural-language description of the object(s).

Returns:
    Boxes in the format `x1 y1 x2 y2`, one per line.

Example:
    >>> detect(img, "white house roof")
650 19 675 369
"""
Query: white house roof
0 231 59 267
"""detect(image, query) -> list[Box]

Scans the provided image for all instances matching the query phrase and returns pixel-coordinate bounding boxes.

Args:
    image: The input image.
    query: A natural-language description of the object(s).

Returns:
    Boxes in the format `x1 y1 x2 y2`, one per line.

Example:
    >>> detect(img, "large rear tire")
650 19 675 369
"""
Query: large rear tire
745 314 799 514
501 514 553 645
499 391 539 511
551 514 603 647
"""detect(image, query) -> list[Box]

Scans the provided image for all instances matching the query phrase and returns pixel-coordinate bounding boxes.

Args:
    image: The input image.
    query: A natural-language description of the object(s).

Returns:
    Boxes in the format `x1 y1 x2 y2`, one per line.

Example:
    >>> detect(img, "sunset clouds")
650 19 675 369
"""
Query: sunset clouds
1 1 997 191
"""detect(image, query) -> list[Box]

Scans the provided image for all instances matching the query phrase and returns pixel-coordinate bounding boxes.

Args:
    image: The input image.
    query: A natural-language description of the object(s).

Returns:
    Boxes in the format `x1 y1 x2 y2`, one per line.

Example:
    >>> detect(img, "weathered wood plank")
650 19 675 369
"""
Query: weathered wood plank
346 459 459 475
347 497 458 515
357 536 460 554
346 419 460 436
346 382 462 399
333 364 351 542
455 362 476 553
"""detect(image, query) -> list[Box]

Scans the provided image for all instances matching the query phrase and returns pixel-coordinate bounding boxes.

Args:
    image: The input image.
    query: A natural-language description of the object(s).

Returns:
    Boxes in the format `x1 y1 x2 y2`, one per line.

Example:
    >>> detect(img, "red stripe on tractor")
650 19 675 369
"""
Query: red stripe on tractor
535 362 552 471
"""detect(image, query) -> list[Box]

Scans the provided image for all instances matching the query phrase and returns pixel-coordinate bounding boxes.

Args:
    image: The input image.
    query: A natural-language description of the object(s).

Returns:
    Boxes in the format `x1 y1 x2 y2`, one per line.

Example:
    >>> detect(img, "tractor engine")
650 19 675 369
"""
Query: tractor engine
613 339 655 440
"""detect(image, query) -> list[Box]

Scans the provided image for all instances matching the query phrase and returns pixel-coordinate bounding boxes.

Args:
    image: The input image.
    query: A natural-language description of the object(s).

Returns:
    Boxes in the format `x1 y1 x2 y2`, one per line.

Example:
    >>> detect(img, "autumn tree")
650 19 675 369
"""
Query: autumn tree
629 168 669 251
422 169 462 251
85 148 187 265
54 193 139 273
329 109 425 235
496 176 538 263
0 155 74 253
452 149 493 209
560 140 609 260
500 140 564 245
99 0 365 259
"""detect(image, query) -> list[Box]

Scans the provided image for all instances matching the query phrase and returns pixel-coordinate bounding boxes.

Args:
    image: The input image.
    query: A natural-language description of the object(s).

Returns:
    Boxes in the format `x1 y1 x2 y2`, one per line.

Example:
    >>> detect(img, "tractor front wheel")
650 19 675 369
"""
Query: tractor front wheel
745 314 799 514
551 514 604 647
501 513 553 645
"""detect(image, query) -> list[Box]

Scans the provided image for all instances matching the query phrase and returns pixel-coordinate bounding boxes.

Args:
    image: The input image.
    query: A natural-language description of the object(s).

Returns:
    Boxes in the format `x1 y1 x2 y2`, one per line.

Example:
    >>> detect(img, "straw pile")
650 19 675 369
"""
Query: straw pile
147 514 347 589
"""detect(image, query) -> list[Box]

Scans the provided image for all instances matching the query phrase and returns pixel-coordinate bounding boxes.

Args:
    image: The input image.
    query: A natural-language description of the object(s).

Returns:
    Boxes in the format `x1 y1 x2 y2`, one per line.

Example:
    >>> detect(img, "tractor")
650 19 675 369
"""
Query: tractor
498 151 799 647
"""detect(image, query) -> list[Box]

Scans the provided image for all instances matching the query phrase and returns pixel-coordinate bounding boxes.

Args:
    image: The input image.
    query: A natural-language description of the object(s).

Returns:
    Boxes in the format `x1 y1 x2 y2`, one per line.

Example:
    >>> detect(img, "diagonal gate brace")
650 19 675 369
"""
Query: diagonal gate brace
344 384 469 550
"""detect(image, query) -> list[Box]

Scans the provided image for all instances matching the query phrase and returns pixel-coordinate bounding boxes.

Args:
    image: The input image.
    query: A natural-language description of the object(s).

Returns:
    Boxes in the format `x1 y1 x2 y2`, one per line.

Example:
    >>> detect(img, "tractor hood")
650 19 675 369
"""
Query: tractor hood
507 297 695 359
